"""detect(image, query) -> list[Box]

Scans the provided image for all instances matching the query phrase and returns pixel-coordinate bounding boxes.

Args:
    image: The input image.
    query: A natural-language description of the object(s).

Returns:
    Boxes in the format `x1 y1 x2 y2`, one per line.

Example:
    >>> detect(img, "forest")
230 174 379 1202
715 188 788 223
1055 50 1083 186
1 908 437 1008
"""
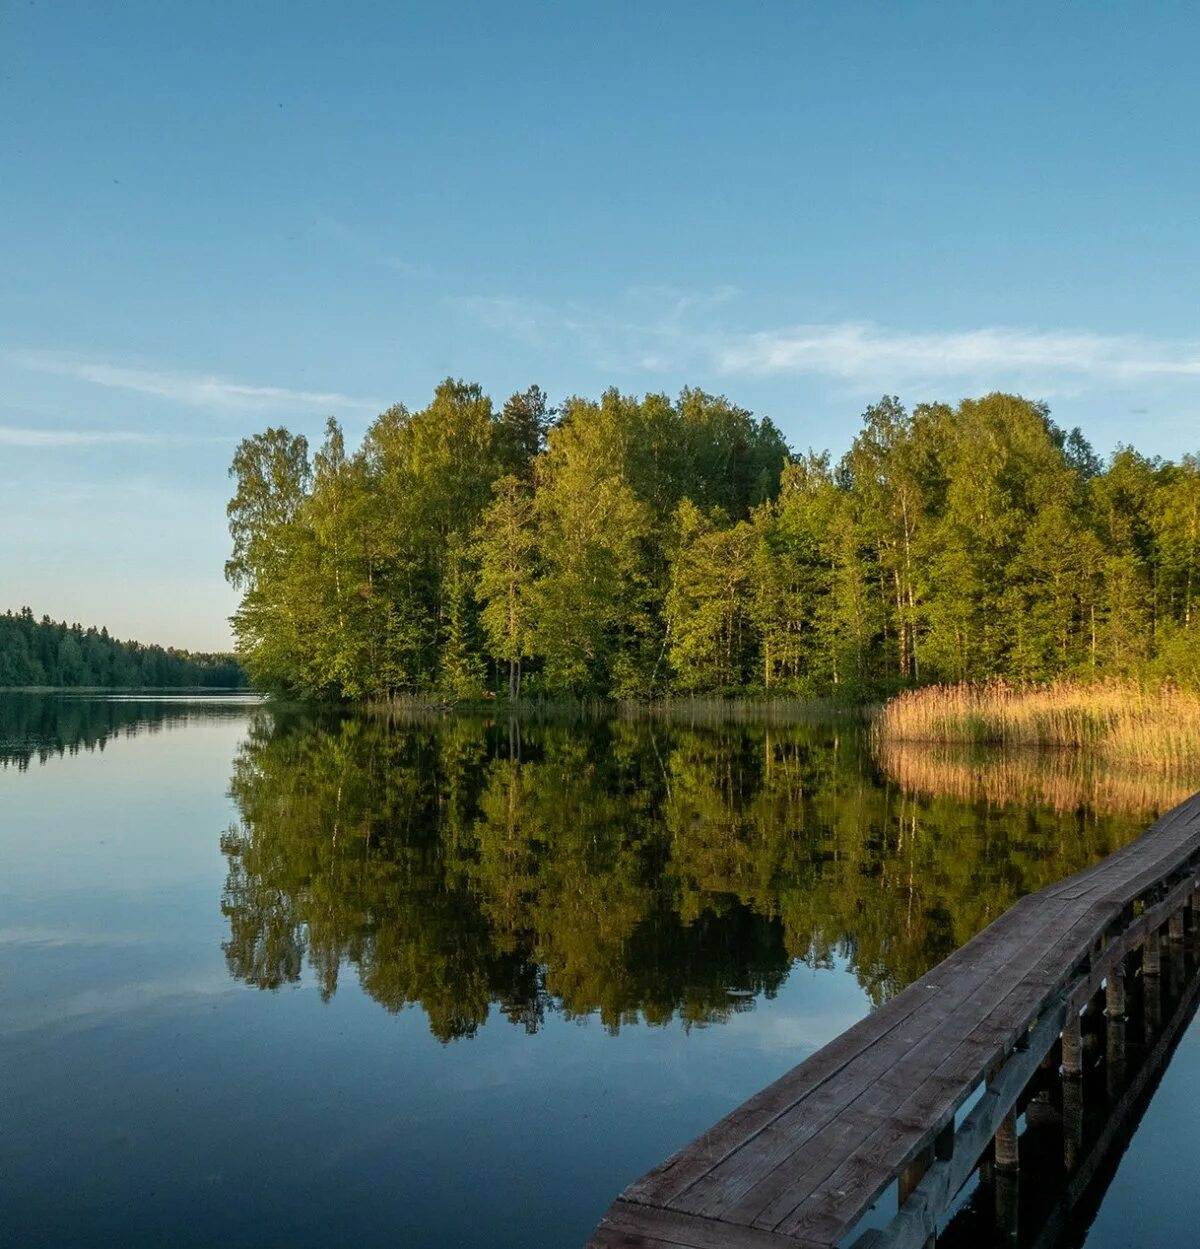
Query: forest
226 382 1200 701
0 608 245 688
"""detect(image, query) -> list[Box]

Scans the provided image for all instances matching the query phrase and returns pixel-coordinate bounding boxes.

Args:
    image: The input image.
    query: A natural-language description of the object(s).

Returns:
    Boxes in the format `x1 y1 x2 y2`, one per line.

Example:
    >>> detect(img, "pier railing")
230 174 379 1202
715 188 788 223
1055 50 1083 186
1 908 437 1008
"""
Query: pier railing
587 791 1200 1249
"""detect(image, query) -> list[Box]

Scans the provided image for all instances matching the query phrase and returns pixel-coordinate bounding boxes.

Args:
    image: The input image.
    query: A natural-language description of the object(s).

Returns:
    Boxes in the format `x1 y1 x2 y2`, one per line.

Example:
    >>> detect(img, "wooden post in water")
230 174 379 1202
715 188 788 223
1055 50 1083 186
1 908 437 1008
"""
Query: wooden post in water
1106 965 1126 1019
1169 908 1187 998
994 1166 1020 1243
1106 960 1128 1102
1062 1009 1083 1076
1061 1006 1084 1170
1062 1071 1084 1171
1144 944 1163 1041
1107 1013 1127 1102
994 1107 1019 1171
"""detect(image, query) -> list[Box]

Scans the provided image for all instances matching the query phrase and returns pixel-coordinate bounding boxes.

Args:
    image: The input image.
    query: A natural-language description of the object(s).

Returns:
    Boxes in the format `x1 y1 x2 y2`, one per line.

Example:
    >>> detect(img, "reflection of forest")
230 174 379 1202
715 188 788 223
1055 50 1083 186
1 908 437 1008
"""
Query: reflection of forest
221 712 1162 1042
0 693 249 771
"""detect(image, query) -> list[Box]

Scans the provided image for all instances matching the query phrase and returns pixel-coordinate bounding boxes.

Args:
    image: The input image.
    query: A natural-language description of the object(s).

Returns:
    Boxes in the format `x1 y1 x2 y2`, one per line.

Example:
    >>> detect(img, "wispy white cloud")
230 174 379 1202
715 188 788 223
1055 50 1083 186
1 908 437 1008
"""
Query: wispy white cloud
7 350 379 415
452 288 1200 396
0 427 156 448
0 426 233 448
714 323 1200 385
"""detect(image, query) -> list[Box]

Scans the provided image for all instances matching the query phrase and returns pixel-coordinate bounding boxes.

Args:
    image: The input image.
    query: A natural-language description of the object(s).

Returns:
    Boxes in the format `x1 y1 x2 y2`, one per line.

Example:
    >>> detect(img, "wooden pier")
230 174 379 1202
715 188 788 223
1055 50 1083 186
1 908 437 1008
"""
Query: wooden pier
587 792 1200 1249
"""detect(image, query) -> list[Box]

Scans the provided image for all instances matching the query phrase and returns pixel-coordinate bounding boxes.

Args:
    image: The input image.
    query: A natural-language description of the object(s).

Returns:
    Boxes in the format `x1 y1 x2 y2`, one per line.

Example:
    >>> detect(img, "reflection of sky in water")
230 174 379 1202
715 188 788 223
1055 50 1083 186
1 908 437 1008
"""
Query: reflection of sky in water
4 698 1200 1249
1080 1030 1200 1249
0 703 870 1249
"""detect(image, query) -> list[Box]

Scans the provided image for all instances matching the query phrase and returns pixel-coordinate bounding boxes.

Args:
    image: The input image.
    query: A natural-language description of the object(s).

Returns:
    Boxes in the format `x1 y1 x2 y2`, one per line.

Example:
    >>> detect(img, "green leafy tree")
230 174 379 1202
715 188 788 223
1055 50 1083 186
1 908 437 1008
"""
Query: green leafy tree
476 475 538 698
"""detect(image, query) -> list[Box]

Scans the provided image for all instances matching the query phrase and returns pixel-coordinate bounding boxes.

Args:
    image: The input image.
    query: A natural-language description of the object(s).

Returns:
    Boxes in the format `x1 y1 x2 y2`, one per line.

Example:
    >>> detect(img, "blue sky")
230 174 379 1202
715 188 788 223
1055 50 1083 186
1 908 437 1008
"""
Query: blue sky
3 2 1199 650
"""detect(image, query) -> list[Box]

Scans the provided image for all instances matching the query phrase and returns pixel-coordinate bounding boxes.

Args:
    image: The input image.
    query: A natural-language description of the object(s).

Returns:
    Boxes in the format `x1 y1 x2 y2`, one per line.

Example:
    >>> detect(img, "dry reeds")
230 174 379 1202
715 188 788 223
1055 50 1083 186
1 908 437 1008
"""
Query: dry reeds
873 680 1200 772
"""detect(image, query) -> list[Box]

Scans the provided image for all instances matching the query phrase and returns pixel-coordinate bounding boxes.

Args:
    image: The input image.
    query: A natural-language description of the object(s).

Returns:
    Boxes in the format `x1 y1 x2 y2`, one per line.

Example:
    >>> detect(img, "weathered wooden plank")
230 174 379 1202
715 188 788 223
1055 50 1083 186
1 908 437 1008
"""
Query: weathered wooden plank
674 894 1078 1224
623 895 1046 1209
593 1201 820 1249
1049 797 1200 901
844 997 1070 1249
745 988 1072 1230
619 977 939 1209
765 899 1126 1237
697 897 1086 1227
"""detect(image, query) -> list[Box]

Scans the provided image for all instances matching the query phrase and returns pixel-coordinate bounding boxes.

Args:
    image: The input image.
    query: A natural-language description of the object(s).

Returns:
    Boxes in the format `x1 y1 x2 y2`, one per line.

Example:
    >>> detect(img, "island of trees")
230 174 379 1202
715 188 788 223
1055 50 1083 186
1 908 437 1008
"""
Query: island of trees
226 382 1200 701
0 608 245 688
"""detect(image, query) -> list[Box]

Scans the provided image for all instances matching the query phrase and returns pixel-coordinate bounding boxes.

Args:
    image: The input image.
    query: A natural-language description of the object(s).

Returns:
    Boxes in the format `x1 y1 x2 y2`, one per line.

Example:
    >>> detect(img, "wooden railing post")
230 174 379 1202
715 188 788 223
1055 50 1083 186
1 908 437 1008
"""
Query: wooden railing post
898 1144 933 1206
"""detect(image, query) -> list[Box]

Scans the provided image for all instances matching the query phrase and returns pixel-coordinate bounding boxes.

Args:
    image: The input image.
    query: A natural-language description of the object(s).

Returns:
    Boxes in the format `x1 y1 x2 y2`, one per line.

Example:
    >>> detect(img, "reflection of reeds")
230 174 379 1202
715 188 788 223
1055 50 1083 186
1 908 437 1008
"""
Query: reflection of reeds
366 693 866 727
875 739 1199 816
616 696 863 726
874 681 1200 771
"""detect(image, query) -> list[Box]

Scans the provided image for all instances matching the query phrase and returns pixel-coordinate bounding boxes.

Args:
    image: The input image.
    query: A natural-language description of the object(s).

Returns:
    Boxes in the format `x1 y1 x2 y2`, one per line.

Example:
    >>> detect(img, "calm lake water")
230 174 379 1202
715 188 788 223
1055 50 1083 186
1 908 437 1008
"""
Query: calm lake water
3 693 1199 1248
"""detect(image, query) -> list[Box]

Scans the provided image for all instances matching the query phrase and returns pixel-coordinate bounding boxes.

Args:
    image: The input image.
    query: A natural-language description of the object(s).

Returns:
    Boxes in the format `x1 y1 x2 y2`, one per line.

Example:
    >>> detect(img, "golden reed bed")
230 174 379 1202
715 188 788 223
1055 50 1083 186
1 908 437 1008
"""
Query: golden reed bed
873 680 1200 771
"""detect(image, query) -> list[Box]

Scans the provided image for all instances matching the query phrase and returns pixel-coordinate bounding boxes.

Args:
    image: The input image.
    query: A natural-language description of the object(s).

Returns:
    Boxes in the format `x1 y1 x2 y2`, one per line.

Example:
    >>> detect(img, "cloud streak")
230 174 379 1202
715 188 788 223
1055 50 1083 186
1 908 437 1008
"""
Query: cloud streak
0 426 230 448
715 323 1200 385
453 289 1200 396
8 351 379 415
0 427 155 448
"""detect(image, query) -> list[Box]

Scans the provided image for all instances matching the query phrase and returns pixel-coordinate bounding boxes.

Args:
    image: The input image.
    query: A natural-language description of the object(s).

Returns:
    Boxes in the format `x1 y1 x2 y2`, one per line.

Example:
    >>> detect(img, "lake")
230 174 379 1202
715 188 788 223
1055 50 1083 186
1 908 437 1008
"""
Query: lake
3 692 1200 1248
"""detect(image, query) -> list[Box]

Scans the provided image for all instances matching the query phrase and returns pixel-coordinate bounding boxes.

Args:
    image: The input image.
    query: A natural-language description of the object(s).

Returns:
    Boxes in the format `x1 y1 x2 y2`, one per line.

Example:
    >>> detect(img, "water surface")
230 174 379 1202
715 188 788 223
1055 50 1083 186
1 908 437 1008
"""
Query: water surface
2 694 1195 1247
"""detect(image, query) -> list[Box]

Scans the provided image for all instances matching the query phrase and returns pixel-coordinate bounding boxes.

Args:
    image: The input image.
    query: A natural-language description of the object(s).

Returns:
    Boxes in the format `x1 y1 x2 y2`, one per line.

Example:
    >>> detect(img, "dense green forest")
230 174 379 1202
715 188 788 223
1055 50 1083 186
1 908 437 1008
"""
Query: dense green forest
0 608 245 688
226 382 1200 700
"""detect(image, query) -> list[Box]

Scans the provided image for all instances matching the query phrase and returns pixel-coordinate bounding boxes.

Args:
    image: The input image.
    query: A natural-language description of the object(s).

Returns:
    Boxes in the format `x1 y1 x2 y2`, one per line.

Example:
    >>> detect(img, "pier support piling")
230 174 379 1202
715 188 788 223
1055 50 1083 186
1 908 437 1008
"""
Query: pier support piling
1062 1010 1083 1077
994 1109 1020 1172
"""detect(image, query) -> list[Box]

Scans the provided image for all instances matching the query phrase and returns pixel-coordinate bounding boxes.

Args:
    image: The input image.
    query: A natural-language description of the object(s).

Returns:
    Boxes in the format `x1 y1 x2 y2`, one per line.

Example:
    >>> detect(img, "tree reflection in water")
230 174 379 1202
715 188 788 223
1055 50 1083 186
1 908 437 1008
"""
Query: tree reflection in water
220 710 1180 1042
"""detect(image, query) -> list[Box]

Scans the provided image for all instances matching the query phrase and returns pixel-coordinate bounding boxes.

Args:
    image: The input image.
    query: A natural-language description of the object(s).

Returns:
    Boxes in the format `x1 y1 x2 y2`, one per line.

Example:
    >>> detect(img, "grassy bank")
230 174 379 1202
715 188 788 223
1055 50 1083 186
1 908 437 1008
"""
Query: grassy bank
873 680 1200 771
365 691 866 725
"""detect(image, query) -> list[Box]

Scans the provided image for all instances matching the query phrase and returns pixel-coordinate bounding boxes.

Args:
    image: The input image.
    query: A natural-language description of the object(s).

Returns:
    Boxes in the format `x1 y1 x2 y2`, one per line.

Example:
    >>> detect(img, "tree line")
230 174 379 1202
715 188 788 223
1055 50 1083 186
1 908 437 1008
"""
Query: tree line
226 382 1200 700
0 608 245 688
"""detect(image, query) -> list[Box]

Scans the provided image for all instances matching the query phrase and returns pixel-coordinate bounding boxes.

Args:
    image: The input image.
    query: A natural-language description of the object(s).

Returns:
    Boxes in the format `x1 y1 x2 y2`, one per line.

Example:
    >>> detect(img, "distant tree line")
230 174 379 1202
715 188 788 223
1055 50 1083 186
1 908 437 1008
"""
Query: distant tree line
226 382 1200 700
0 608 245 688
